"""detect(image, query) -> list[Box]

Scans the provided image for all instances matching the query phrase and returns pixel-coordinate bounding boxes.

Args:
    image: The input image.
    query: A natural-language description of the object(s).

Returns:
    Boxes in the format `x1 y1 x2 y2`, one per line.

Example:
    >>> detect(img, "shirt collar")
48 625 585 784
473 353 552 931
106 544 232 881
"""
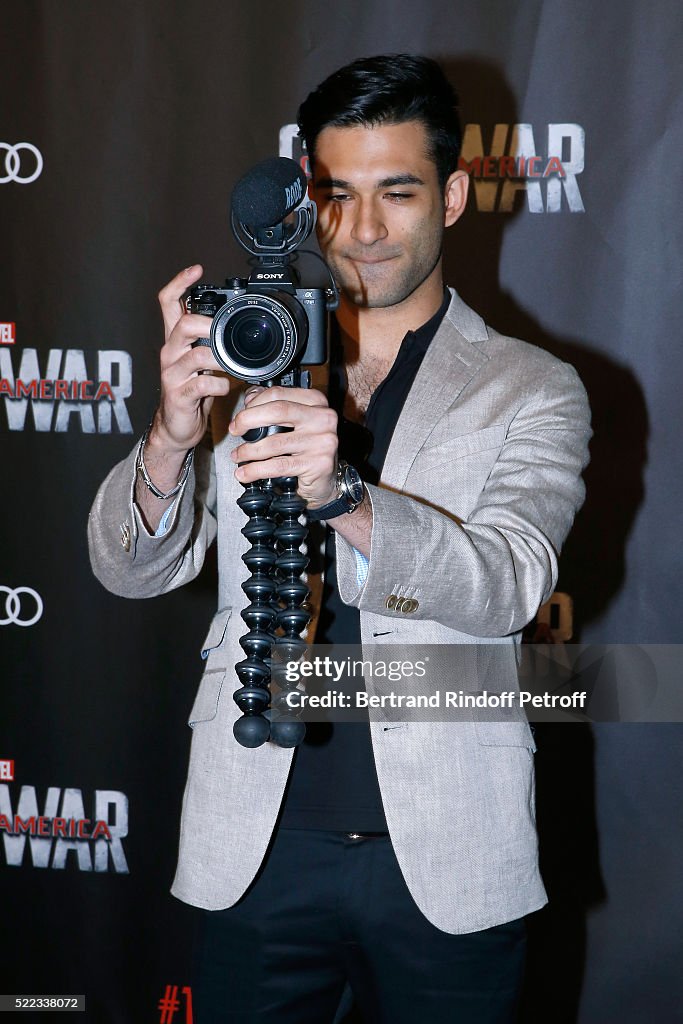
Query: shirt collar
329 288 451 393
401 288 451 354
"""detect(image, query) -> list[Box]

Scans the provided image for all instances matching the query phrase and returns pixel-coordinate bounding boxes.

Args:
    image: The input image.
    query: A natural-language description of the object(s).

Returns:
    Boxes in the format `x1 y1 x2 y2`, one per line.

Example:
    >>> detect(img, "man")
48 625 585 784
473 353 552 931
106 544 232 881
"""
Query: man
89 55 591 1022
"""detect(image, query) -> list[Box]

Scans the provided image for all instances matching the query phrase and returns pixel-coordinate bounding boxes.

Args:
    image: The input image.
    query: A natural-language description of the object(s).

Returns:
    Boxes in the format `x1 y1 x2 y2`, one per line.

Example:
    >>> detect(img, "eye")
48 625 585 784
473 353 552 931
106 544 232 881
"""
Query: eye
385 192 415 202
328 192 353 203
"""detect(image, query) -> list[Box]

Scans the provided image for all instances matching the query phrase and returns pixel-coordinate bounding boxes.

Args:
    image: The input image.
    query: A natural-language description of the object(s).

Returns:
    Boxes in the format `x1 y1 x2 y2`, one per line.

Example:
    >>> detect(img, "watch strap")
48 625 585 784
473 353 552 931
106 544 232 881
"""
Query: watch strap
307 493 357 522
307 461 364 521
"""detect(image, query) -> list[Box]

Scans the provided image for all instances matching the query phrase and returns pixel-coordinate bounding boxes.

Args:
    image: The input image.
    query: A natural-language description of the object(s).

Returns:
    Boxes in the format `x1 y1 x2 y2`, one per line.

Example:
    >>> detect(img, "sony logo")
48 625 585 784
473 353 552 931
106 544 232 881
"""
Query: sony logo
256 273 285 280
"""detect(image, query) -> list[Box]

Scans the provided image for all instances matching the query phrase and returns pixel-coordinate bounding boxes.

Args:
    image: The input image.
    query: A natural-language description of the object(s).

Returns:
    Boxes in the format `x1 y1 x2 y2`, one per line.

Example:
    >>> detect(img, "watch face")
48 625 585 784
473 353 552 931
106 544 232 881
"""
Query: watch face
342 463 365 505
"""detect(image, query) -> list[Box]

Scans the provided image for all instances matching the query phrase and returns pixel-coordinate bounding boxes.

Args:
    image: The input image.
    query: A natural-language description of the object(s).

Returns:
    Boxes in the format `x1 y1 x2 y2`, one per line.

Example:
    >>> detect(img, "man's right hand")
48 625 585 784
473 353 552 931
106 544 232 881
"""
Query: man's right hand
151 264 231 453
135 265 230 531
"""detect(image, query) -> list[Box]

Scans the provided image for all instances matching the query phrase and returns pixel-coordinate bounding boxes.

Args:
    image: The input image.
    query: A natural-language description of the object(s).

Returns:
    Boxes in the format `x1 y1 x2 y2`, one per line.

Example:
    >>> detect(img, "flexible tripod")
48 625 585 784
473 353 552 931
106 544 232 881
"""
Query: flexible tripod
232 371 311 749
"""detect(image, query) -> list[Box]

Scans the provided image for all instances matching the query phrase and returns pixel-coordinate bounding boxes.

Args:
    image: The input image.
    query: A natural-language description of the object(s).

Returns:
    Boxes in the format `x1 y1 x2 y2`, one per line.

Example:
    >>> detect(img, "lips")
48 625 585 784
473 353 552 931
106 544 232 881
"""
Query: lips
345 253 400 265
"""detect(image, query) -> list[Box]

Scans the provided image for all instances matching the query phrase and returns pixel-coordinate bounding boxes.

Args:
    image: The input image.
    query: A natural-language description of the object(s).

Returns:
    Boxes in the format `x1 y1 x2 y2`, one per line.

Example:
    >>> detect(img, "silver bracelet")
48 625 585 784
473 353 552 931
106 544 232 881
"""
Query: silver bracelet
135 425 195 500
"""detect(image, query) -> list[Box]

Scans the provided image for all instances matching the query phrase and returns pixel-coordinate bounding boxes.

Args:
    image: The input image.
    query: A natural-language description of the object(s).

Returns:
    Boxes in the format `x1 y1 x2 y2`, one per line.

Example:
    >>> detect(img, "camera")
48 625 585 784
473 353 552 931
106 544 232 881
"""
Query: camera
188 271 327 383
188 156 336 385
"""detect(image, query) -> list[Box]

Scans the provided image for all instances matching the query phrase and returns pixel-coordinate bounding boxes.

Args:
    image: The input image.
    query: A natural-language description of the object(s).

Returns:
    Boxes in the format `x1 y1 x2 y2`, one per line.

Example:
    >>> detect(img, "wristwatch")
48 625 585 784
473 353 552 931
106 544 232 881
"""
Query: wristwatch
306 461 365 521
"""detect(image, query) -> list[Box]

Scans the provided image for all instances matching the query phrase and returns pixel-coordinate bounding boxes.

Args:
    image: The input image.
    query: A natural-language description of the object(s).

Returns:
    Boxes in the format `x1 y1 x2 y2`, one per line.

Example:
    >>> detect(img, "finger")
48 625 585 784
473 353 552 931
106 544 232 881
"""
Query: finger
162 363 230 401
243 386 265 406
234 449 335 489
159 325 215 370
161 336 220 377
158 265 204 340
230 400 337 436
174 372 231 406
243 386 328 409
231 428 337 465
165 312 214 354
235 454 306 483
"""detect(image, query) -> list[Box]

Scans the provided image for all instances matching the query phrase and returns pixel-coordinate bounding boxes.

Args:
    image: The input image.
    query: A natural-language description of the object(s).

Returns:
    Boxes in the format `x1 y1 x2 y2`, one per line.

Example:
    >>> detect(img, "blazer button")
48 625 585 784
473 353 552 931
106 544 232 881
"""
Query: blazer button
403 599 419 613
386 595 397 610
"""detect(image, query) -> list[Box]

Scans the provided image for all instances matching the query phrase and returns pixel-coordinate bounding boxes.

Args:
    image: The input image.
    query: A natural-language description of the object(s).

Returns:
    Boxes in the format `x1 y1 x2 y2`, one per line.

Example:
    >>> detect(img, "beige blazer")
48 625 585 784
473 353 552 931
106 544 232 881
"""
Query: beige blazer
88 289 591 934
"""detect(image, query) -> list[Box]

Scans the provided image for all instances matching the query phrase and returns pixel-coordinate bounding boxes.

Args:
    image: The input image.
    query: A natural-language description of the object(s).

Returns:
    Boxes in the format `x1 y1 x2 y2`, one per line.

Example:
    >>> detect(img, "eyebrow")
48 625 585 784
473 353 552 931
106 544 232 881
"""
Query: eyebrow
314 173 425 189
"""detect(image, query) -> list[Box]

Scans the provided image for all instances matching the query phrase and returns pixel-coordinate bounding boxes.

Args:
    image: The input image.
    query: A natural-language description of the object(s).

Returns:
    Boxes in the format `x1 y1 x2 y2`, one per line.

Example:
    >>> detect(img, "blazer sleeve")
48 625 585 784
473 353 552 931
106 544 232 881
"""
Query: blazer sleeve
335 360 591 638
87 436 217 599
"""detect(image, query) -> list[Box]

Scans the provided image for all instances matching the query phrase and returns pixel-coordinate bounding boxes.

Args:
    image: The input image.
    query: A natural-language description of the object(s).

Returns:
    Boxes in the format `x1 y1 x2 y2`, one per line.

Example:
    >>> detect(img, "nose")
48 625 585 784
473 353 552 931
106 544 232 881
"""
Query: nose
350 198 388 246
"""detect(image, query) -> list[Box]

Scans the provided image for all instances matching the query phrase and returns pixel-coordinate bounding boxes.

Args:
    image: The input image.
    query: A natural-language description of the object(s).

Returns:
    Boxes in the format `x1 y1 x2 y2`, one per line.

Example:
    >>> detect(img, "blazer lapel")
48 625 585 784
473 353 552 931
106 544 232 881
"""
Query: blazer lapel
381 289 490 490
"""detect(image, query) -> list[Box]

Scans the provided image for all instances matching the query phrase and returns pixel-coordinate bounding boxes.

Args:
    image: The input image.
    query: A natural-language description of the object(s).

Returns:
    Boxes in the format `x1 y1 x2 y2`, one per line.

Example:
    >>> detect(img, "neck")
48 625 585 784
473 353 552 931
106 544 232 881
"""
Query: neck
335 264 446 363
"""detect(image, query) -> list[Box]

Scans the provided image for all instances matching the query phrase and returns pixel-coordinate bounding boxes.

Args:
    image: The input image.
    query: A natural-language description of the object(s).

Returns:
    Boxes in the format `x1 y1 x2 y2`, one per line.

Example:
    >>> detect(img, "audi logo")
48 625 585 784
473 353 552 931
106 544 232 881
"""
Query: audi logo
0 586 44 627
0 143 43 184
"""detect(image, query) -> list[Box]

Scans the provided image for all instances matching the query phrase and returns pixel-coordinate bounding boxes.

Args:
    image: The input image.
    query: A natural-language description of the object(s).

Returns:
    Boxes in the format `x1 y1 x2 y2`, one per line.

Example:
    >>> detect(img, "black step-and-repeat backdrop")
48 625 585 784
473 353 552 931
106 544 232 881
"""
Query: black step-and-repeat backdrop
2 2 682 1021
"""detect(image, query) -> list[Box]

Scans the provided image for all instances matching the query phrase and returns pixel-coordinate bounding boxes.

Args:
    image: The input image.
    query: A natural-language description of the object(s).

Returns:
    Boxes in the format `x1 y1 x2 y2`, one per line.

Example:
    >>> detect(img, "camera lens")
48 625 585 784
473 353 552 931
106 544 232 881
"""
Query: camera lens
210 293 308 381
229 312 280 365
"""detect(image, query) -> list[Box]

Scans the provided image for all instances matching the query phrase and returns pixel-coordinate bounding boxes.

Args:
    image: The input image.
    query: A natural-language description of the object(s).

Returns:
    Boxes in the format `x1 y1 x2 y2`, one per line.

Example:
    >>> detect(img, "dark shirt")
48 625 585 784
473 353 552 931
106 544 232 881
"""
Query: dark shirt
279 291 450 831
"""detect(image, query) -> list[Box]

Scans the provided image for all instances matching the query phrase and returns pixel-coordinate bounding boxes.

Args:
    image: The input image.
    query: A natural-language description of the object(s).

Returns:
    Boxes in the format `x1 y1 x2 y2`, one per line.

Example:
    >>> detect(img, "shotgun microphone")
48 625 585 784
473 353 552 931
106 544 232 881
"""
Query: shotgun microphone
231 157 309 229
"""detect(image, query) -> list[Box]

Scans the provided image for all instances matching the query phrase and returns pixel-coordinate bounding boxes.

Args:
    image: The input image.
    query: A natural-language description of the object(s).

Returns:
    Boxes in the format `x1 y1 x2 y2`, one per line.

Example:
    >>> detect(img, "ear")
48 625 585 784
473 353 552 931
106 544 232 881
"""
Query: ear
443 169 469 227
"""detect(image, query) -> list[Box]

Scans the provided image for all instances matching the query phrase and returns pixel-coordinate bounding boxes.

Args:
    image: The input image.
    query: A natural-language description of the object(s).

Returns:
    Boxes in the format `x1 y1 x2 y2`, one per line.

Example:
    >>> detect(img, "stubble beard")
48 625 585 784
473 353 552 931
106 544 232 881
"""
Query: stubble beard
323 225 444 310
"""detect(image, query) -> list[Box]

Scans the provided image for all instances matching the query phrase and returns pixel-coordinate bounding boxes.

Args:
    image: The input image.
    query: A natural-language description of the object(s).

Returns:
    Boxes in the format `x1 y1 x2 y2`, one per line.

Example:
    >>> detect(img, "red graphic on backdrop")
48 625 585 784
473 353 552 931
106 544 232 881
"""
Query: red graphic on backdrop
458 123 586 213
458 154 566 178
0 338 133 433
0 785 129 872
158 985 193 1023
0 378 115 401
0 814 111 838
0 761 14 781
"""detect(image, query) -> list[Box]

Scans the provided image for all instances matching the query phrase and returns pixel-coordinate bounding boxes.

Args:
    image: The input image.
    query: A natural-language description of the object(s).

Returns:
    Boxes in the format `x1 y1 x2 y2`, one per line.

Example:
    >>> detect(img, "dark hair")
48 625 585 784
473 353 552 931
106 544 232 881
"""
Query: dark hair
297 54 462 191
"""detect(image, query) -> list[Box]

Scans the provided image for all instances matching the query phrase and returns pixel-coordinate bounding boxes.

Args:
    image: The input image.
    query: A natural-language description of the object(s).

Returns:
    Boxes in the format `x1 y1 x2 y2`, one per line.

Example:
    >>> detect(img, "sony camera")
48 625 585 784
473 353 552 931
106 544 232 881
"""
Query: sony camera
188 157 336 385
188 271 327 383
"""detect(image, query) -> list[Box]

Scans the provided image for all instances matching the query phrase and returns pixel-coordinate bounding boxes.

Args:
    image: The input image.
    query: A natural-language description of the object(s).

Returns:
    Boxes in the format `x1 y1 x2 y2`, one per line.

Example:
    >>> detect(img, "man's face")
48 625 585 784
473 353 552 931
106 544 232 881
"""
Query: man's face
310 120 467 308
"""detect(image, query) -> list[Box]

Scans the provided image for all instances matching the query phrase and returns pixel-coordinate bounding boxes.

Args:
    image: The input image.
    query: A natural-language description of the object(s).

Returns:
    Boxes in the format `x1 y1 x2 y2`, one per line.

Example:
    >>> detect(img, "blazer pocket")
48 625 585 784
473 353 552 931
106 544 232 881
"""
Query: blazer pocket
188 606 232 726
412 423 506 476
475 719 537 752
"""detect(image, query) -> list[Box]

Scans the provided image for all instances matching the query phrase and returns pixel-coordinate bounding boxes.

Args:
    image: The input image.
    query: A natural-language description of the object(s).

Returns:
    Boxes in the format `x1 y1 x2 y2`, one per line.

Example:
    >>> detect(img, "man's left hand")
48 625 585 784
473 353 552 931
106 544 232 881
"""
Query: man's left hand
229 386 339 508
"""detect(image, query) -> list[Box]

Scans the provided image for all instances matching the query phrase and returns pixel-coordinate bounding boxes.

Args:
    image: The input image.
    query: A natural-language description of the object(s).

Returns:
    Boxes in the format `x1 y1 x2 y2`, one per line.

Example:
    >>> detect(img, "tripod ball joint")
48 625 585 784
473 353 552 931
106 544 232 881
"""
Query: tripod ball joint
233 714 271 748
269 719 307 748
233 683 271 715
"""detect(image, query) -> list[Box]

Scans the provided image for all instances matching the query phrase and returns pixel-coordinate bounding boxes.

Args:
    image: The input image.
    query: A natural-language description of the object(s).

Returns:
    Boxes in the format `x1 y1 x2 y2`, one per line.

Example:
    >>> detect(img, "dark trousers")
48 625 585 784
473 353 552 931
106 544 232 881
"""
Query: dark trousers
193 827 526 1024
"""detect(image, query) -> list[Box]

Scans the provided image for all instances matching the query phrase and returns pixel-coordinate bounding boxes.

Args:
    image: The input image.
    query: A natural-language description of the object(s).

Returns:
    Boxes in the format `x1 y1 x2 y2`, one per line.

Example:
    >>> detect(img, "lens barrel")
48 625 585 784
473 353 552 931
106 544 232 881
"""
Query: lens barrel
210 292 309 381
